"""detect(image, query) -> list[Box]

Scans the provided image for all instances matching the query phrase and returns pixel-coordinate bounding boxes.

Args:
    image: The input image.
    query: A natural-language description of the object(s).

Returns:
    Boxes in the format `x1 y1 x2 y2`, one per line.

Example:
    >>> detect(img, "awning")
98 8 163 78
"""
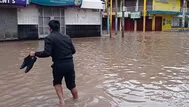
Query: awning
147 10 181 15
81 0 104 9
30 0 82 7
185 12 189 15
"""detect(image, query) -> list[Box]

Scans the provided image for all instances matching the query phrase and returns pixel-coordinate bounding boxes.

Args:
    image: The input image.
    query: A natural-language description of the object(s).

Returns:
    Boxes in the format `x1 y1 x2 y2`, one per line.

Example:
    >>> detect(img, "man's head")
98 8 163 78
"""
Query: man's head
48 20 60 32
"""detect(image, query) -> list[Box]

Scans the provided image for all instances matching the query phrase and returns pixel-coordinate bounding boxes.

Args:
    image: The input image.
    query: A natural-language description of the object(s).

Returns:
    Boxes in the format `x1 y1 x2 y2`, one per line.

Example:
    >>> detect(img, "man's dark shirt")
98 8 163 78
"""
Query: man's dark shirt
35 31 76 62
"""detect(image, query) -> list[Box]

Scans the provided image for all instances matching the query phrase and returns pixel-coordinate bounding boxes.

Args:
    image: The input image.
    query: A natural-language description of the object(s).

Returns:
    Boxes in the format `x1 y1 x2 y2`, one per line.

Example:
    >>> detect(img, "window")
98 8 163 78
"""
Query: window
172 17 180 27
38 7 65 38
156 0 169 3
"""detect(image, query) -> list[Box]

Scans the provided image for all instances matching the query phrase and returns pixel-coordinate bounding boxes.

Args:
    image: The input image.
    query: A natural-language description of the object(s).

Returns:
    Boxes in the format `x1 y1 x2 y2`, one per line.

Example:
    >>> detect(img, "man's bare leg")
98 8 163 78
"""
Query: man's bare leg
55 84 65 105
71 87 78 99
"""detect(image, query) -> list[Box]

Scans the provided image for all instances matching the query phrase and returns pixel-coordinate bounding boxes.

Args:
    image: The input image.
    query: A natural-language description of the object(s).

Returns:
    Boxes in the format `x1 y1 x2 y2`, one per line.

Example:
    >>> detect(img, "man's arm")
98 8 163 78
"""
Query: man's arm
70 39 76 54
35 37 53 58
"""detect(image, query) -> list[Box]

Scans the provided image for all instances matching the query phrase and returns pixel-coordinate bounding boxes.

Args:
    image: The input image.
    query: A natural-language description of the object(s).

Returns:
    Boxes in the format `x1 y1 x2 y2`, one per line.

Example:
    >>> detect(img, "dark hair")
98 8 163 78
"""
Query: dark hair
48 20 60 31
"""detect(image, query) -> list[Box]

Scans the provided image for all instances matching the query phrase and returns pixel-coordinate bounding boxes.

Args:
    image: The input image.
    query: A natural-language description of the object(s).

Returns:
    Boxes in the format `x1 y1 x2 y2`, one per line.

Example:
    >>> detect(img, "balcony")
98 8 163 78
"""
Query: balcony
104 6 188 13
110 5 153 12
180 8 189 13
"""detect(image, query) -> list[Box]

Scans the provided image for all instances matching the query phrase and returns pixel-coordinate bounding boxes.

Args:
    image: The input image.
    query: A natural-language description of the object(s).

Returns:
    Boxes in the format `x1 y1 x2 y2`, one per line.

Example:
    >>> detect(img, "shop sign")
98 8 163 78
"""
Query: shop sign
130 12 141 19
117 12 129 18
31 0 82 6
0 0 27 6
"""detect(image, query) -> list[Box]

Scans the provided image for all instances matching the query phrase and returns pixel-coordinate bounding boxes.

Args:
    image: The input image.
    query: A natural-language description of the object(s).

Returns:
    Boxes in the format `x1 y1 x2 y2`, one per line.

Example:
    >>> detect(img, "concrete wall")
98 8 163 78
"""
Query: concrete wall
17 5 39 39
65 8 101 25
153 0 181 11
17 5 38 25
161 15 173 31
65 7 101 37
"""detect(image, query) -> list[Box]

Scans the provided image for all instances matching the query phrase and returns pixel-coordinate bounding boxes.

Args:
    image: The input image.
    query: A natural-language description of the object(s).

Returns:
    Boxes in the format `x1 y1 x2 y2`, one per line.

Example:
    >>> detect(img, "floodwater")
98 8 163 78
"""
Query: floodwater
1 32 189 107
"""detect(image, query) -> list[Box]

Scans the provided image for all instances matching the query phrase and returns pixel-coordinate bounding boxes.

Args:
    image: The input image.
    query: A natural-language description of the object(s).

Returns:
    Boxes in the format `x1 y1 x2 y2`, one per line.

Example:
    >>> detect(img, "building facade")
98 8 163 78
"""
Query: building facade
0 0 104 40
149 0 181 31
18 0 104 39
103 0 184 32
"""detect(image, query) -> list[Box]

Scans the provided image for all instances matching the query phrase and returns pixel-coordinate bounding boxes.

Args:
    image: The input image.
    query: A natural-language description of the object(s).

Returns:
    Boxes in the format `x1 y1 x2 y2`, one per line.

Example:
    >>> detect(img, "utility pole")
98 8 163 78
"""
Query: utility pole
115 0 118 35
134 0 139 31
182 0 187 28
110 0 113 38
143 0 147 32
106 0 110 34
121 0 125 37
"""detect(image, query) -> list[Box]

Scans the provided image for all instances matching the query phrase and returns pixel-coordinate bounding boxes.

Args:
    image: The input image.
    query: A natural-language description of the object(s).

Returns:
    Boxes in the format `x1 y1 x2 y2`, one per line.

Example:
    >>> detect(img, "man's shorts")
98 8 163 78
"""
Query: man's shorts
52 61 76 90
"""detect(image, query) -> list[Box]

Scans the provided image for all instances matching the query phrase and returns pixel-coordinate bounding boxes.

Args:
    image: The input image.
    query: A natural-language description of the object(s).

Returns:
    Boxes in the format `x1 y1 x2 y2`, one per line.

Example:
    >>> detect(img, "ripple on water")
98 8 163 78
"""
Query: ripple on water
1 33 189 107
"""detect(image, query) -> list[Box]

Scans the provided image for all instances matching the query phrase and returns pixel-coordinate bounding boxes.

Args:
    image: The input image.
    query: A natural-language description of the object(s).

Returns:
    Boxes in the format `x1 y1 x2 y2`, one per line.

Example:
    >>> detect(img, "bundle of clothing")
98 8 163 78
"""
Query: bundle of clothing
20 55 37 73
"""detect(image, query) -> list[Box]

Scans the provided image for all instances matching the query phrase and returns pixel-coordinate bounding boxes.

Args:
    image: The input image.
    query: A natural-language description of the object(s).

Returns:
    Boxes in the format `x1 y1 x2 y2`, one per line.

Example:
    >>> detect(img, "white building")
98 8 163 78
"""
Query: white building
17 0 104 39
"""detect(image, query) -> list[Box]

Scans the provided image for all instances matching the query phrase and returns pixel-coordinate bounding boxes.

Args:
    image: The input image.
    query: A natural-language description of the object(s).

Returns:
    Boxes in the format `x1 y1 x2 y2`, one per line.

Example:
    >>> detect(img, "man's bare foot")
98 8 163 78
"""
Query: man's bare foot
73 98 79 103
59 100 65 105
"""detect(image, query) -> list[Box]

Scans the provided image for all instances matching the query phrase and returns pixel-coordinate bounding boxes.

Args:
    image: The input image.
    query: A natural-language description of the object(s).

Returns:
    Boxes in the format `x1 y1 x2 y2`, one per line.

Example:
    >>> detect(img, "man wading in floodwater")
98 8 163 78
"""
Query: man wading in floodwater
29 20 78 105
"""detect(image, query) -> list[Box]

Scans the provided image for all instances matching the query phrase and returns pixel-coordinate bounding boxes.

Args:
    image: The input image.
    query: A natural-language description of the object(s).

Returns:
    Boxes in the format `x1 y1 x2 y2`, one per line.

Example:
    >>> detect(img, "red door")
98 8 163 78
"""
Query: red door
155 17 162 31
125 18 134 31
136 17 153 31
137 18 143 31
146 18 152 31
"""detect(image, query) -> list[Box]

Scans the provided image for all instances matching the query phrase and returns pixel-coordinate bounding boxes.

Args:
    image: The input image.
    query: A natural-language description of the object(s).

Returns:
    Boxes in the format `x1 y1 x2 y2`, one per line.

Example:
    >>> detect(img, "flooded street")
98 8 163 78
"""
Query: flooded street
1 32 189 107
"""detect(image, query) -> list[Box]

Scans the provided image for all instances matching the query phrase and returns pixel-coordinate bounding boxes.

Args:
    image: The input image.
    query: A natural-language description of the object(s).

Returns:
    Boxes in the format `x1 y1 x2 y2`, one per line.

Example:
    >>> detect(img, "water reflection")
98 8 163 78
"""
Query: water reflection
0 32 189 107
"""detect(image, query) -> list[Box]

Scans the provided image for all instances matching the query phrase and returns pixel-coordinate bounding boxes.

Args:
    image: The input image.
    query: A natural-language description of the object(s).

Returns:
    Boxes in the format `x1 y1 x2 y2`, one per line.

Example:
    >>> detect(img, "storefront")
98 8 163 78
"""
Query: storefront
147 11 180 31
66 0 104 37
38 7 65 38
17 0 103 39
0 0 28 40
147 0 181 31
17 0 82 39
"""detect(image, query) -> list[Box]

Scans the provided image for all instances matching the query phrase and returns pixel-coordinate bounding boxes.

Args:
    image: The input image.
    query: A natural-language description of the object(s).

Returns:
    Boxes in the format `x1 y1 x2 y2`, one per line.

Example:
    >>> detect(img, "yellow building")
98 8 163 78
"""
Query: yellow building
102 0 183 32
148 0 181 31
